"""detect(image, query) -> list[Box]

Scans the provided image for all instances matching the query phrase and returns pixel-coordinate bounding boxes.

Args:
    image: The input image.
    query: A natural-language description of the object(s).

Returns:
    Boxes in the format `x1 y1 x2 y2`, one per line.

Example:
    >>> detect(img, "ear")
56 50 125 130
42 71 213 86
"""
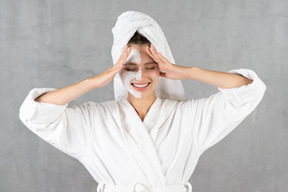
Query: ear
160 71 167 78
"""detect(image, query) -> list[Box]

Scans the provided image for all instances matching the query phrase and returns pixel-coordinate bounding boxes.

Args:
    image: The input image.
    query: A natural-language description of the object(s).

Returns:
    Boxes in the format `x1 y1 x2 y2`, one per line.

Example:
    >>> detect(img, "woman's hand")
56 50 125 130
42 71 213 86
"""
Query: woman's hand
146 44 254 89
34 45 132 105
146 44 191 80
92 45 131 87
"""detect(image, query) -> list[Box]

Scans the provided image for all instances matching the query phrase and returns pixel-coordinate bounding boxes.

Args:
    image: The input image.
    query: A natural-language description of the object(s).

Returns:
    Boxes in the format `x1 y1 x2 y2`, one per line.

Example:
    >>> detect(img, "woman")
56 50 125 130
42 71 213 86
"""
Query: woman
19 11 266 192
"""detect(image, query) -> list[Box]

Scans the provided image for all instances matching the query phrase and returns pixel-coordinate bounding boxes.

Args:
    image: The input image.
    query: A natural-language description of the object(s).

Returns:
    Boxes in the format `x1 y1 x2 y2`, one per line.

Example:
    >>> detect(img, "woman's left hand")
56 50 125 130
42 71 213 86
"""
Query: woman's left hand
146 44 191 80
146 44 254 89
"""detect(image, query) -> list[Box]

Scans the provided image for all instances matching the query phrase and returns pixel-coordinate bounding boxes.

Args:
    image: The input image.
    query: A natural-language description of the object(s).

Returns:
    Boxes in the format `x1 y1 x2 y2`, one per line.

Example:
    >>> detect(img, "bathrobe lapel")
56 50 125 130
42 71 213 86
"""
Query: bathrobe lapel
116 98 166 186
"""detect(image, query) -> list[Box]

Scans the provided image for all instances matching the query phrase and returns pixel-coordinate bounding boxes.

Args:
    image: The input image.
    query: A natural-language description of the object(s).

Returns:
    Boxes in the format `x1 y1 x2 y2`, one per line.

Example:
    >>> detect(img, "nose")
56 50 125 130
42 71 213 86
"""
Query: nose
140 67 147 78
135 67 147 80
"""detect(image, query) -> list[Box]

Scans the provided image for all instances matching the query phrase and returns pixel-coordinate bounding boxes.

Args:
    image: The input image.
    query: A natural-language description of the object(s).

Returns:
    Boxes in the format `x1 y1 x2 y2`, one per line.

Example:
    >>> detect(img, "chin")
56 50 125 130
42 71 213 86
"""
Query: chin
128 91 155 100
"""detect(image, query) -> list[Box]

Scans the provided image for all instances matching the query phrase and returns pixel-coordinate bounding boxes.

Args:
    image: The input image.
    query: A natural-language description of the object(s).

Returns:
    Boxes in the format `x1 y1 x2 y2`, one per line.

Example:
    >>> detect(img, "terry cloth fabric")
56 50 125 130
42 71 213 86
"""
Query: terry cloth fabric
111 10 186 101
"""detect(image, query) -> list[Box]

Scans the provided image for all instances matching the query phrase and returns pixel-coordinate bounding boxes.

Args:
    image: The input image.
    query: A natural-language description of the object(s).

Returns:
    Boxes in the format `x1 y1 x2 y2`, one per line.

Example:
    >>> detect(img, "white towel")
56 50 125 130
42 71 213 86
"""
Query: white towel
111 11 186 101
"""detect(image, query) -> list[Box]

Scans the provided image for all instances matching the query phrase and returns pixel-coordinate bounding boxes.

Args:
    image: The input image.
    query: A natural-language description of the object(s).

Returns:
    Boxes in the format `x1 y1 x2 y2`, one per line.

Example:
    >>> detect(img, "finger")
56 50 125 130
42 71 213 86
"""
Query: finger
125 46 131 59
120 45 128 60
150 44 162 58
120 46 131 65
158 53 172 70
150 44 172 65
148 47 165 66
113 55 128 74
145 45 154 58
158 52 170 64
149 44 160 57
122 45 130 58
112 61 124 73
147 45 162 64
146 47 163 69
146 45 167 72
146 46 159 63
116 46 130 65
151 47 167 67
151 44 158 52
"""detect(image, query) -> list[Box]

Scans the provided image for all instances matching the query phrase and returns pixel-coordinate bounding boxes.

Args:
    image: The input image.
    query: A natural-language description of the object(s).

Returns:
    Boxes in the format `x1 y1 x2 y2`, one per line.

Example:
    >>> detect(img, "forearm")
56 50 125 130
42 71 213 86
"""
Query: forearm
35 77 99 105
187 67 253 89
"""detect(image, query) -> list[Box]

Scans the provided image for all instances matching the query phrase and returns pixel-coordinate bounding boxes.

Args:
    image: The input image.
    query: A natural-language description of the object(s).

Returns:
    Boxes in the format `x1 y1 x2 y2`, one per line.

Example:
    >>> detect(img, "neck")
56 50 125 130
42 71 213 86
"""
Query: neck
128 93 156 121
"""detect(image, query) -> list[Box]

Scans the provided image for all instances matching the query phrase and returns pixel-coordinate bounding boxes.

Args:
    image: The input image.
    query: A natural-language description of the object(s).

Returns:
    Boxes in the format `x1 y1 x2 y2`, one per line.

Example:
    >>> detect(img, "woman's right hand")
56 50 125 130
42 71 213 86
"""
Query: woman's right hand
34 45 131 105
91 45 131 87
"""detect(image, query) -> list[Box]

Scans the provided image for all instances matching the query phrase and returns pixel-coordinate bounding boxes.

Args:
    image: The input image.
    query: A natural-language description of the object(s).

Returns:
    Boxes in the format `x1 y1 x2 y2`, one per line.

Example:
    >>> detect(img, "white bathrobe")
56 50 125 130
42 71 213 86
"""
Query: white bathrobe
19 69 266 192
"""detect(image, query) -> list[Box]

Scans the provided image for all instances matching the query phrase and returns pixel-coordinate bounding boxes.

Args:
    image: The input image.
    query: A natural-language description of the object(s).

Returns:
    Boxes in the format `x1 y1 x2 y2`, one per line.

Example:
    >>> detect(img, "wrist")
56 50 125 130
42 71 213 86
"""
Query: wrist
186 66 199 80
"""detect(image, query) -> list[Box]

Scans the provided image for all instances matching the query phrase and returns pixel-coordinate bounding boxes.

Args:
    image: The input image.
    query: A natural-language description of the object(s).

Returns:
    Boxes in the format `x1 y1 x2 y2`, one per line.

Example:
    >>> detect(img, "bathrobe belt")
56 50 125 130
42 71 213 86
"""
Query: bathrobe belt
97 182 192 192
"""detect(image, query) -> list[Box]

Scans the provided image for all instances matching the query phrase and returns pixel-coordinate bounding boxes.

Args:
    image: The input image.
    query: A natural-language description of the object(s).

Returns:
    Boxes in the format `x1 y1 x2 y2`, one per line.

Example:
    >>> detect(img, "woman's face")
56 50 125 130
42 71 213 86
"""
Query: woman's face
119 44 160 99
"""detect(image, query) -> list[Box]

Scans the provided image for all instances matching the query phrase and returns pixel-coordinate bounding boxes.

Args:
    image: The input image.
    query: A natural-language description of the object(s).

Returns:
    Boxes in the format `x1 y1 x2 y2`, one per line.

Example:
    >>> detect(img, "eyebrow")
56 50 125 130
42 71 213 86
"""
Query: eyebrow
124 63 137 66
144 62 157 65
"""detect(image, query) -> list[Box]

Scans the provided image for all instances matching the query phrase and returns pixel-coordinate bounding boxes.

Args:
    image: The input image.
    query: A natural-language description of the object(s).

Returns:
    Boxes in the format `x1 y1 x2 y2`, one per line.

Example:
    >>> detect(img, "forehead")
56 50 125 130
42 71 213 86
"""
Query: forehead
126 44 154 63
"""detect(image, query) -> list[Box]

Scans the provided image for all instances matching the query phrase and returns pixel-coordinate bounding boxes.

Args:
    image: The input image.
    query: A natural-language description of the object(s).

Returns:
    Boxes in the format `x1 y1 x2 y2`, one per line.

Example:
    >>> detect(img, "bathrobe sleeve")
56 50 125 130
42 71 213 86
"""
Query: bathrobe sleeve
190 69 266 153
19 88 93 159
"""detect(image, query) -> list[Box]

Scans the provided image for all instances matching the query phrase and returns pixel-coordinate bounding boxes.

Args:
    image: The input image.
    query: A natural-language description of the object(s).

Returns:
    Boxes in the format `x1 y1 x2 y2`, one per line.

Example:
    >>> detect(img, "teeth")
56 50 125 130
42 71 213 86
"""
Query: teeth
133 83 149 88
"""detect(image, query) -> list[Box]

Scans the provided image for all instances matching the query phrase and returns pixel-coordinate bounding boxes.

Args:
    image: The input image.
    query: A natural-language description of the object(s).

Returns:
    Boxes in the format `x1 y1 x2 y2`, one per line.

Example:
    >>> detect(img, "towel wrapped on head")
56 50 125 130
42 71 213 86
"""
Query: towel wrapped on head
111 10 186 101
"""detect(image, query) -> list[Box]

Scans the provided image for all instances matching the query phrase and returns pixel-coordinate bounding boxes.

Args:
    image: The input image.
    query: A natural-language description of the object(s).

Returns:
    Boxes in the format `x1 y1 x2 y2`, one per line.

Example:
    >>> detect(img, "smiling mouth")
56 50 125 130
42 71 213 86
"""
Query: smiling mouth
131 83 150 88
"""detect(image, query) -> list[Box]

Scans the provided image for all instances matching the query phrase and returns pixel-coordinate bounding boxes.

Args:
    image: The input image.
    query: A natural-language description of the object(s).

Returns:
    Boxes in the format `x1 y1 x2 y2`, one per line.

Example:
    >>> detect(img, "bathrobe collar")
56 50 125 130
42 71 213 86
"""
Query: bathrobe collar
116 97 165 185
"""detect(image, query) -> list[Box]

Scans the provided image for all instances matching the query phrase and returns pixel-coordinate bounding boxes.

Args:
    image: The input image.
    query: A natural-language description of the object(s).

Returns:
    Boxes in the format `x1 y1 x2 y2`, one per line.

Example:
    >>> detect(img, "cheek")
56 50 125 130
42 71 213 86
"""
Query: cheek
120 71 135 85
147 70 160 81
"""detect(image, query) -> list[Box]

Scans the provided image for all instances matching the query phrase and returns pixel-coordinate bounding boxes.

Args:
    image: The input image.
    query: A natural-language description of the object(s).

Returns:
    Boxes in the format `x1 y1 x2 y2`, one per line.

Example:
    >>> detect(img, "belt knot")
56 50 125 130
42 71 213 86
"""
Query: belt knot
97 181 192 192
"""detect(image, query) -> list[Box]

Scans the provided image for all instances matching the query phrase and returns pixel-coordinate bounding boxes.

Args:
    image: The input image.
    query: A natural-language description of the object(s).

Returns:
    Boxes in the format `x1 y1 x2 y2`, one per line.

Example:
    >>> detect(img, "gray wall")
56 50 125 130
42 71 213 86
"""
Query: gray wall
0 0 287 191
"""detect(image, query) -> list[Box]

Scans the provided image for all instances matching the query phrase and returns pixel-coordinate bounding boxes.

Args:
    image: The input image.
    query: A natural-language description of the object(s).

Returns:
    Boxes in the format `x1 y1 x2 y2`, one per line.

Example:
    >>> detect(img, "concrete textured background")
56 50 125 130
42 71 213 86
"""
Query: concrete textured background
0 0 287 191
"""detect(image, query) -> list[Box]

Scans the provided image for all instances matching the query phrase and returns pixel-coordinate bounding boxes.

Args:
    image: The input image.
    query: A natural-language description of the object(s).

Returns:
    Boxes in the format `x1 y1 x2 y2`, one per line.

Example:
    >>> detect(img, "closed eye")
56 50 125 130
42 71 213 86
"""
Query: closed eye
125 68 137 72
145 63 158 70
